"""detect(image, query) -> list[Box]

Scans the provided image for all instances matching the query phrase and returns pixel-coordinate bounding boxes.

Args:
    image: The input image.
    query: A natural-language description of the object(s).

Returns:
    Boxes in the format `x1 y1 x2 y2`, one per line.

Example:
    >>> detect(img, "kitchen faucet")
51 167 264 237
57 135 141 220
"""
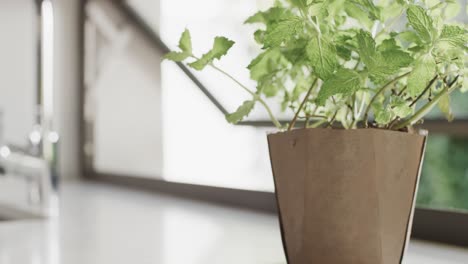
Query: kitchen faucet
0 0 58 218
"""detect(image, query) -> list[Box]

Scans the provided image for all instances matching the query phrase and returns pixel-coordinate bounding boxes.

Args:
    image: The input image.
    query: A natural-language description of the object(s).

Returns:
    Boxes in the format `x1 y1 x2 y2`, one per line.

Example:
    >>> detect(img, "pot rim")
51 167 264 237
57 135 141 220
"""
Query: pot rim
267 127 428 137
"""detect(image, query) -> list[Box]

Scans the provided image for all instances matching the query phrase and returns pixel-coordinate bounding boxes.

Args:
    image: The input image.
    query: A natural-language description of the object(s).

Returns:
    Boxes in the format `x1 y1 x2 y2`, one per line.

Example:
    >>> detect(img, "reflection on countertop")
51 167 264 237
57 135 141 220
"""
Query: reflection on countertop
0 181 467 264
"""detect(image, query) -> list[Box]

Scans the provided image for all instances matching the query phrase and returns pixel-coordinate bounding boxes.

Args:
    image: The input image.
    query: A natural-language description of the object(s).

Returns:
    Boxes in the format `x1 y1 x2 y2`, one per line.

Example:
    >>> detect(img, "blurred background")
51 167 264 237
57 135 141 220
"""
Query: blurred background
0 0 467 263
81 0 468 210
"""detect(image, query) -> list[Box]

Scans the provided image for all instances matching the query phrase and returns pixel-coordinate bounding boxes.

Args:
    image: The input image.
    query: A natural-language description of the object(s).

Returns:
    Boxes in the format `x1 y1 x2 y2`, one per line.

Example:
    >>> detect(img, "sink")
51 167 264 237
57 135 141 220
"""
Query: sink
0 177 49 221
0 203 42 222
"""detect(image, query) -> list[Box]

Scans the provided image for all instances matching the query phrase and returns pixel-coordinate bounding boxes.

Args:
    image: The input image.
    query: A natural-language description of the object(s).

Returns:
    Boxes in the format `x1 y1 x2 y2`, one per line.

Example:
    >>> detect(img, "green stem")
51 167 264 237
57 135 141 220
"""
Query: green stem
387 117 401 130
304 115 310 128
208 63 282 129
298 114 328 119
409 75 438 107
393 76 460 130
309 119 327 128
355 91 367 122
397 85 407 96
326 110 338 128
209 63 256 96
288 78 318 131
309 17 321 35
349 94 357 128
258 99 283 129
363 72 411 127
350 59 361 128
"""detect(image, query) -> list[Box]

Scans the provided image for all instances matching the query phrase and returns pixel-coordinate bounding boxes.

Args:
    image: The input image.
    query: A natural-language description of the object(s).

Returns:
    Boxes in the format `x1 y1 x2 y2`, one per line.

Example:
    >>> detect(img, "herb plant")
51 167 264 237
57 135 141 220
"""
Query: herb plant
165 0 467 131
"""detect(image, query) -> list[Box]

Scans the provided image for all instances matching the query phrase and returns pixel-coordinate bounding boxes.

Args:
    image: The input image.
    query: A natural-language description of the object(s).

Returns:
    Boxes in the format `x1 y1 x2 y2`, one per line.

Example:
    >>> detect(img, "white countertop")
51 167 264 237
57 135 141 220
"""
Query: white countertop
0 181 467 264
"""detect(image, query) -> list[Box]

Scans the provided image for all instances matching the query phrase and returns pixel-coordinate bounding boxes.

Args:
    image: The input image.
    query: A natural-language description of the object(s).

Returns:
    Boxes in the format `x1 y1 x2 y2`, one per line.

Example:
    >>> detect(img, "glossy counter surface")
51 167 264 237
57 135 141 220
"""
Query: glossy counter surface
0 181 467 264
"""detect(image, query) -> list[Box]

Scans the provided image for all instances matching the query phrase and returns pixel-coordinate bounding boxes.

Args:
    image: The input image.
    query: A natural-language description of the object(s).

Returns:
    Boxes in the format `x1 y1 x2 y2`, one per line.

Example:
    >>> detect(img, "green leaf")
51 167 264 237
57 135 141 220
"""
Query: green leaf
316 69 361 105
437 93 454 122
406 5 435 43
281 38 308 64
407 54 436 97
377 38 400 52
334 32 353 60
391 98 413 118
164 29 193 62
289 73 312 101
178 29 192 54
244 7 293 25
253 30 266 44
380 0 405 21
257 77 283 97
244 12 266 24
381 50 413 69
309 2 328 17
188 37 235 70
247 49 288 81
164 51 190 62
440 25 466 39
375 107 393 124
438 25 468 49
444 0 461 19
356 30 412 83
263 17 303 47
344 2 374 29
290 0 308 9
398 31 423 45
356 29 413 82
336 45 352 61
306 37 338 80
368 50 413 84
348 0 381 21
356 30 377 66
225 100 255 124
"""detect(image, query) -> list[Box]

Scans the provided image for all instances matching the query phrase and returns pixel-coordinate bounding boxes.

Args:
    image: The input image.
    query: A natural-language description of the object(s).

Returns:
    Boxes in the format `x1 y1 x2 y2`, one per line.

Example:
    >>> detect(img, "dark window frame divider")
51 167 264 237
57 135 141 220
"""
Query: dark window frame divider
78 0 468 248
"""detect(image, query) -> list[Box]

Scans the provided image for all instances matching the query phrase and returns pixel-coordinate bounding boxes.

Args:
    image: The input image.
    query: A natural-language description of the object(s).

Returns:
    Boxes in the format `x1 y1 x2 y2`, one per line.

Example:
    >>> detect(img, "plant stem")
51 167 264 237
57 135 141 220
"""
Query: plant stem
387 117 400 130
397 85 407 96
355 92 367 123
298 114 328 120
409 76 438 107
393 76 460 130
288 78 318 131
308 114 328 119
304 115 310 128
344 101 354 129
350 115 357 129
209 63 256 96
350 89 360 128
310 119 327 128
258 99 283 129
326 110 338 128
363 72 411 127
208 63 282 129
307 16 321 36
350 60 361 128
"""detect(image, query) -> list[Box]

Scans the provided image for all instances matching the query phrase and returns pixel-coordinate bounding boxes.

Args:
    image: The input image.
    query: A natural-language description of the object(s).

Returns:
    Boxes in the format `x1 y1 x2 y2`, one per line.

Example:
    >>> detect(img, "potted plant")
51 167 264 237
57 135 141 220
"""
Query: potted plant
164 0 466 263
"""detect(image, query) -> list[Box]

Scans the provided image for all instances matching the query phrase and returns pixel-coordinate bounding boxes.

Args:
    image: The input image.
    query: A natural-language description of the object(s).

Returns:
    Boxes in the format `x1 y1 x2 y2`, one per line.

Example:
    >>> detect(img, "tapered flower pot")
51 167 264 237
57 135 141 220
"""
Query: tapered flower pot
267 128 427 264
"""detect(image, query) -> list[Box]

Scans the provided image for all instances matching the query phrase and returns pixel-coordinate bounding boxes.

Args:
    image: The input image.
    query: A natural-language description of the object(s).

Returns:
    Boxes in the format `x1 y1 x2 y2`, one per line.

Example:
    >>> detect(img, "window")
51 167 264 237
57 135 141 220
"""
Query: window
81 0 468 246
417 92 468 212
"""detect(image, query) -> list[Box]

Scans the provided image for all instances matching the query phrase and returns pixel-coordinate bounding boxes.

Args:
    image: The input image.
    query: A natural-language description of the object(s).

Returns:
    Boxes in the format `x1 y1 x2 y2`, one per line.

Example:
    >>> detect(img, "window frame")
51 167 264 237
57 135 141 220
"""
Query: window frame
79 0 468 248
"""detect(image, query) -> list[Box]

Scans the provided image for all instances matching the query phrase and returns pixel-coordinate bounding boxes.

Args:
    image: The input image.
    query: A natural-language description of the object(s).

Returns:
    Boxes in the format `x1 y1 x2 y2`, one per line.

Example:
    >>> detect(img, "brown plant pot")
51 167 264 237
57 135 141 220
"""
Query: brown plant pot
267 128 427 264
